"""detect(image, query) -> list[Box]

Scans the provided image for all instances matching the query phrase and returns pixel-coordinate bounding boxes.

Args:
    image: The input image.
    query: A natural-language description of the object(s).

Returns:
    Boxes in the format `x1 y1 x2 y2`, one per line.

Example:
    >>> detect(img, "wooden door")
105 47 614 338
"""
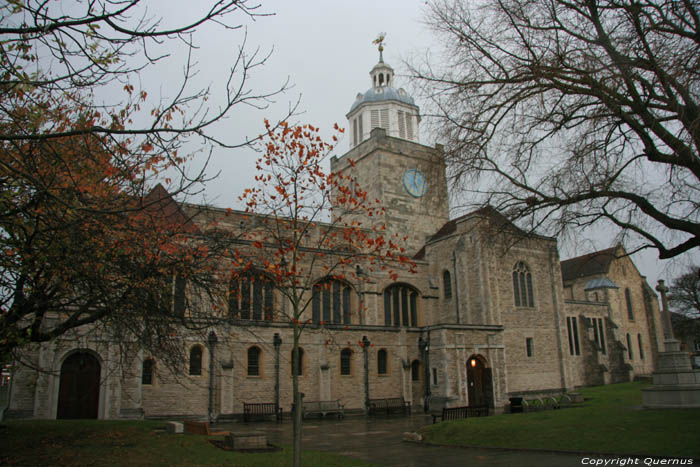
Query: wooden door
57 352 100 419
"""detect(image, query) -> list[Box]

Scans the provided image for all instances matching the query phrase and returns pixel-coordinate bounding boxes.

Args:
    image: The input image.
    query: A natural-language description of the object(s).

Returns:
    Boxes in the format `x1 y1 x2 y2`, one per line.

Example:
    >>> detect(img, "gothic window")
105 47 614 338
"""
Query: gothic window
229 272 274 321
512 262 534 307
626 333 634 360
377 349 388 375
566 317 581 356
340 348 352 376
637 334 644 360
142 359 154 385
625 288 634 320
291 348 304 376
411 359 420 382
311 279 353 325
247 346 261 376
598 319 607 355
383 284 419 327
189 346 203 376
173 274 186 317
443 270 452 299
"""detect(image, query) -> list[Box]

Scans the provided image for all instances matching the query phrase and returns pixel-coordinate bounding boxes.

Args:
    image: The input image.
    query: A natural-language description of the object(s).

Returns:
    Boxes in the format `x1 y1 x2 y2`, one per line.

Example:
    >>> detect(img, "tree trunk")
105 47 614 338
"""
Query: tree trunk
292 319 302 467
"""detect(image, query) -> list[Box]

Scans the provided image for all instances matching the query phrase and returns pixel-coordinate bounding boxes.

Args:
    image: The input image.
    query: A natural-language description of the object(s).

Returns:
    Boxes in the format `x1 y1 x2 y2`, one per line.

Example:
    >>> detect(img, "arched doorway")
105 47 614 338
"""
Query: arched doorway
57 352 101 419
467 355 493 408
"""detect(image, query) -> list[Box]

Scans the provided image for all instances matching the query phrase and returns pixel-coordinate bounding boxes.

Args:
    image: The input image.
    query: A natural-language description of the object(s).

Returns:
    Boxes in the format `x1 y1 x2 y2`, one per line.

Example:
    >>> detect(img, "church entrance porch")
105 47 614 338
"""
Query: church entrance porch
57 351 101 419
467 355 493 408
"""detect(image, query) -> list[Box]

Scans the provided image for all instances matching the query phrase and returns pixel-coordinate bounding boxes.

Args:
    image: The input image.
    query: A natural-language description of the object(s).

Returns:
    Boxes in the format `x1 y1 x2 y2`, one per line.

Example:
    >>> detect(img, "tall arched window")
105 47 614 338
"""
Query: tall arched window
340 348 352 376
247 346 261 376
383 284 419 327
443 270 452 299
312 278 352 325
512 261 534 307
377 349 388 375
626 333 634 360
189 346 202 376
291 347 304 376
637 334 645 360
142 359 154 385
411 359 421 382
625 288 634 320
229 271 274 321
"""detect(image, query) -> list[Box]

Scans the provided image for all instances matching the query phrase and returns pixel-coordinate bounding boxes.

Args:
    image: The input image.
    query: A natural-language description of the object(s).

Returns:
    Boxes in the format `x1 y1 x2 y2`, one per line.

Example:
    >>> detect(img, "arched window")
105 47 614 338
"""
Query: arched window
189 346 202 376
411 359 420 382
377 349 388 375
443 270 452 299
229 271 274 321
637 334 645 360
291 347 304 376
625 288 634 320
383 284 419 327
340 348 352 376
626 333 634 360
512 262 534 307
247 346 261 376
142 359 154 385
312 279 352 325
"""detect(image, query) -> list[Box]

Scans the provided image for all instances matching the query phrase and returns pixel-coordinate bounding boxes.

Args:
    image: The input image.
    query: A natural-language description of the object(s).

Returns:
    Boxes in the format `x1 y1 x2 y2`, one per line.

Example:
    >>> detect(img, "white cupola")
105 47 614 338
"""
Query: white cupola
346 40 420 148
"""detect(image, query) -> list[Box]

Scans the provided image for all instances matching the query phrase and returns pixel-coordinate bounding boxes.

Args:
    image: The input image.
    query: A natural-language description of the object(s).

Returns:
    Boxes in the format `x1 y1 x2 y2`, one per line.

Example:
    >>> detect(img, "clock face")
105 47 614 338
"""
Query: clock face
403 169 428 198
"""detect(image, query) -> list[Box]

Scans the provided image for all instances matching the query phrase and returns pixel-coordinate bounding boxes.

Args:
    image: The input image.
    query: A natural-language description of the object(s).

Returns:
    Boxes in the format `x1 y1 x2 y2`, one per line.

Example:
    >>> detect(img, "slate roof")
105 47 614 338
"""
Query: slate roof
143 184 199 234
560 247 618 282
427 206 519 243
584 277 619 290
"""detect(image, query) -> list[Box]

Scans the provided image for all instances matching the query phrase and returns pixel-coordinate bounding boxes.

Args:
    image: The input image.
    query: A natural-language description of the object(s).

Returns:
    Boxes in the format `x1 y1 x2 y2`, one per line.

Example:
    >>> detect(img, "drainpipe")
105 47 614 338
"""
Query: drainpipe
362 335 371 412
273 333 282 415
356 265 365 325
207 331 218 423
452 250 461 324
419 334 431 412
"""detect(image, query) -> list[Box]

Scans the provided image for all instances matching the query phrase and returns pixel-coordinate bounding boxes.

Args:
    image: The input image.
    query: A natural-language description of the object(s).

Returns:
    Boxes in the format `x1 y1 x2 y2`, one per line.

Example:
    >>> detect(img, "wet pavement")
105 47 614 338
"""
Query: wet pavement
216 414 600 466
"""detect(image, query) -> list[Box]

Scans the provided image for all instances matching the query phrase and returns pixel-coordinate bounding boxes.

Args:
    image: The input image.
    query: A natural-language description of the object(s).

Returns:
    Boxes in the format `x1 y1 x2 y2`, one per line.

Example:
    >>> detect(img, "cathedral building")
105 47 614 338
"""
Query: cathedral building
6 52 664 420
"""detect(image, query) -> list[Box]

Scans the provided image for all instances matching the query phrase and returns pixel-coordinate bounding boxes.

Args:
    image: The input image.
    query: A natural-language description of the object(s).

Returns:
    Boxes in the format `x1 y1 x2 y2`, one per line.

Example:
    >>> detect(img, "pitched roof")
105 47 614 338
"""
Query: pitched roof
560 247 618 282
427 206 520 243
142 184 199 234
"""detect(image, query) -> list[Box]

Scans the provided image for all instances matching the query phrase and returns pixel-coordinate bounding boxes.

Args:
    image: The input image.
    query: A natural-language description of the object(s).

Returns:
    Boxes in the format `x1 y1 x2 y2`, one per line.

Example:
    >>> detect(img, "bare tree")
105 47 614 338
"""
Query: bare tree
411 0 699 259
669 266 700 319
0 1 290 362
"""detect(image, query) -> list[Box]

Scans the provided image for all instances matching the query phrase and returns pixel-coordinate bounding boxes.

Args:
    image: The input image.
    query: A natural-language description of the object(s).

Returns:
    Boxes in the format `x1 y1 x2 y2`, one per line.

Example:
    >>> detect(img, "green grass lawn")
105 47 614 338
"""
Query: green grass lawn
0 419 376 466
421 382 700 458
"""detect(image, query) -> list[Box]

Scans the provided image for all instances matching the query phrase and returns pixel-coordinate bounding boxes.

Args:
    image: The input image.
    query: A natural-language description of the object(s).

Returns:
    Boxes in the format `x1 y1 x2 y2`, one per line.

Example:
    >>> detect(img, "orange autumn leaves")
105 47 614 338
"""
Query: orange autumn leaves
238 120 415 290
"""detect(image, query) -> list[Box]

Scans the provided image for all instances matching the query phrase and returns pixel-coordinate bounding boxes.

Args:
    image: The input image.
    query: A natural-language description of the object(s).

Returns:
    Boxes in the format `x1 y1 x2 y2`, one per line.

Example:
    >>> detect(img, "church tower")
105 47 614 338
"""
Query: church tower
330 42 449 255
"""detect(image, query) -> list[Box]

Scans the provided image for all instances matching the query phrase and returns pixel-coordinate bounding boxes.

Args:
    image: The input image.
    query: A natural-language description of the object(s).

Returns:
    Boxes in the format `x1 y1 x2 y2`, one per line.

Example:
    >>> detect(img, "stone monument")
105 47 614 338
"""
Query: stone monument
641 280 700 408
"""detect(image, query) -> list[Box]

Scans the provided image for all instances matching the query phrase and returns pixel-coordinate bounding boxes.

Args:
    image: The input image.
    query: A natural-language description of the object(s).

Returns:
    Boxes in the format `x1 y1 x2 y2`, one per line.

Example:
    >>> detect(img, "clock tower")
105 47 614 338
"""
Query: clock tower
330 45 449 255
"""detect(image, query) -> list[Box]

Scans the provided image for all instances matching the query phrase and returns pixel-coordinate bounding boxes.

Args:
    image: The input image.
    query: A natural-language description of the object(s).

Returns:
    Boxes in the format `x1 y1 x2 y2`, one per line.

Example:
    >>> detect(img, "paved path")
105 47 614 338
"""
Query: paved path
217 414 597 466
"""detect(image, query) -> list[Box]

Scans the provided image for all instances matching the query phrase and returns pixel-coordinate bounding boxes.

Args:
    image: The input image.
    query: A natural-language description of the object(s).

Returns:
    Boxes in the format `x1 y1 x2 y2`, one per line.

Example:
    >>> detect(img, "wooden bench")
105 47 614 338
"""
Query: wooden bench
368 397 411 416
432 405 489 424
243 402 282 422
302 400 344 419
183 420 230 436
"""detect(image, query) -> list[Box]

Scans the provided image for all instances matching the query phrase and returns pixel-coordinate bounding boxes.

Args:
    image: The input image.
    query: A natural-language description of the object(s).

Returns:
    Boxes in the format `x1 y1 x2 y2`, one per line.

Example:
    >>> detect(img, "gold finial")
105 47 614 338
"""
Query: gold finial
372 33 386 61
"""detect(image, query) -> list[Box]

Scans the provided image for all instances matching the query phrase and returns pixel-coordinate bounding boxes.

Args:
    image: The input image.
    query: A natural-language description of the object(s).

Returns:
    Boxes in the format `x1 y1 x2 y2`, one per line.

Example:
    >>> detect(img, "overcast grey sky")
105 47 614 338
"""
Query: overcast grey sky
143 0 696 288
